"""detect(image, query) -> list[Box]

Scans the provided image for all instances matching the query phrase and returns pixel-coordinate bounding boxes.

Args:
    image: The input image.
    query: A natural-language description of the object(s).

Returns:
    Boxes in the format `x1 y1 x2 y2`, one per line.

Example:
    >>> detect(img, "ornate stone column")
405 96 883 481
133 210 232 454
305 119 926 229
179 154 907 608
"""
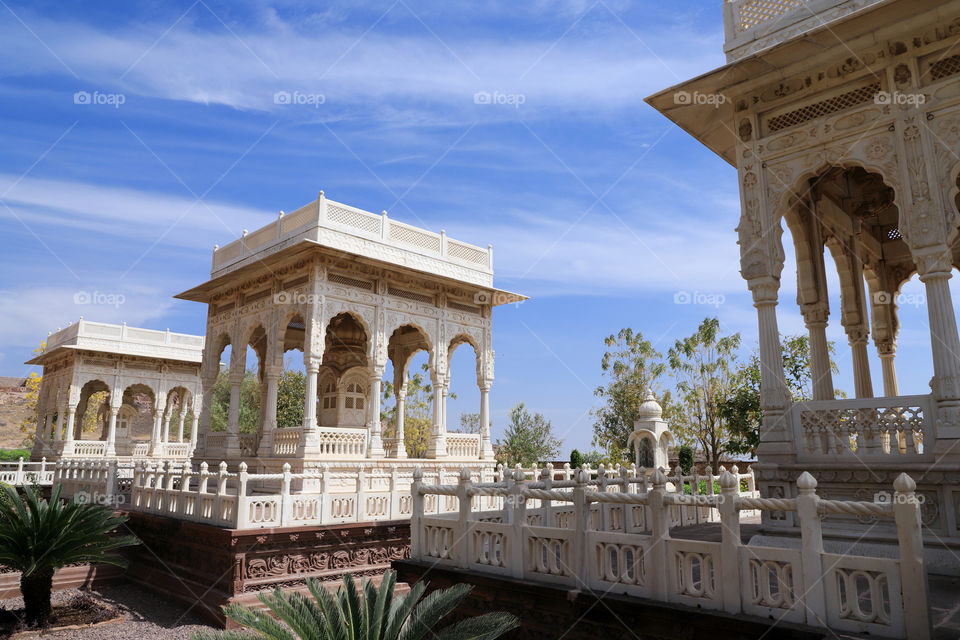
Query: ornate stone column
916 249 960 436
367 369 385 458
427 368 448 458
258 364 281 457
479 382 494 459
803 306 834 401
177 406 187 443
149 407 164 456
877 341 899 397
162 409 172 444
226 362 244 457
189 399 200 454
303 363 319 429
62 405 77 456
105 404 119 456
394 382 407 459
749 276 792 454
846 326 874 399
198 371 217 457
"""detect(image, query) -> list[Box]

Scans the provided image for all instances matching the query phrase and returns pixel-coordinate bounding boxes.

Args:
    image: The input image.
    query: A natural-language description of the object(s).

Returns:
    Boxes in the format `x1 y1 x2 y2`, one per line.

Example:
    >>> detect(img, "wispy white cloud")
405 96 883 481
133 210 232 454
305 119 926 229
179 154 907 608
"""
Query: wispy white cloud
0 8 723 117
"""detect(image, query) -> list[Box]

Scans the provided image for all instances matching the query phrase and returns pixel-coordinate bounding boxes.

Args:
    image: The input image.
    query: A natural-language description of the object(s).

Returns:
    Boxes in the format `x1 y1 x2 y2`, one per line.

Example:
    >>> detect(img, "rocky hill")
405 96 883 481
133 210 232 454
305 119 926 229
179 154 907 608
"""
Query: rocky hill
0 377 31 448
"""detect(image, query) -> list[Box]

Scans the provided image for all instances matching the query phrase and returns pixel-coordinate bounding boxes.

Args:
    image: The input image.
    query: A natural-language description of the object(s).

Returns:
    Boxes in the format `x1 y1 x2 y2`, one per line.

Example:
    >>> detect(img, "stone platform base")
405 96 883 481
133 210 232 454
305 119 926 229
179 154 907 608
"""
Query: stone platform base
0 564 125 600
392 560 828 640
123 512 410 627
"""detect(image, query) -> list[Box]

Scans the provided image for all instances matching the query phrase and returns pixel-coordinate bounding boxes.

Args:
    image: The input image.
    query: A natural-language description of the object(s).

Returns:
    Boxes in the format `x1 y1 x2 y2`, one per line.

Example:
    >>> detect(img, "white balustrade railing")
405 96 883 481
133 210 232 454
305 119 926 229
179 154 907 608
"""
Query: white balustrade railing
445 433 481 458
131 442 151 457
163 442 191 458
129 461 493 529
316 427 366 457
411 467 931 640
72 440 108 457
212 195 493 274
0 458 53 486
53 458 138 503
793 395 934 460
273 428 302 455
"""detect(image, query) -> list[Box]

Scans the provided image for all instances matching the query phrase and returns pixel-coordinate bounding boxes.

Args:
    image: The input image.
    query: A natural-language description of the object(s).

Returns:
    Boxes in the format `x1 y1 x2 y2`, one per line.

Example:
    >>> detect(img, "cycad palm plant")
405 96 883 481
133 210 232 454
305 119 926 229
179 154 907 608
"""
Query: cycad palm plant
193 569 519 640
0 484 139 627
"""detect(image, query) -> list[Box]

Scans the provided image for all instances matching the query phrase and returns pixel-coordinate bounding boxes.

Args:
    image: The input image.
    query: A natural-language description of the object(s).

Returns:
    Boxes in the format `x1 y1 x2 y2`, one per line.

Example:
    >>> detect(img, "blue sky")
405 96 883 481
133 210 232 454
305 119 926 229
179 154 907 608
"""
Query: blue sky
0 1 952 454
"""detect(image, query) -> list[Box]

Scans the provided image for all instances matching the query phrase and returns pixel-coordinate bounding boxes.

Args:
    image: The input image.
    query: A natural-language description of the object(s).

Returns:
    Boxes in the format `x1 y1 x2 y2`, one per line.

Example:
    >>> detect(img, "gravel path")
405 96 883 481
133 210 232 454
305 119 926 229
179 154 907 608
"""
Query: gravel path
2 582 219 639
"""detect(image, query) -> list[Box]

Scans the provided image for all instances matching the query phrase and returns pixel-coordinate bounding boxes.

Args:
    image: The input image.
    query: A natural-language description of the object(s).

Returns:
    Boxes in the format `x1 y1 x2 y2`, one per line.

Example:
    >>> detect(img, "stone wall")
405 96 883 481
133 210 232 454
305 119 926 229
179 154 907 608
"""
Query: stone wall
123 511 410 627
393 560 826 640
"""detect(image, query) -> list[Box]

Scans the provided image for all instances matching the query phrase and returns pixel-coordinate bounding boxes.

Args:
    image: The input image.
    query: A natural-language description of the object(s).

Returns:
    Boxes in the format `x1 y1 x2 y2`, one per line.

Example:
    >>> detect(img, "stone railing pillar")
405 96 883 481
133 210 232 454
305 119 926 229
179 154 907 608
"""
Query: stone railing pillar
411 467 423 558
647 468 670 600
718 470 741 614
892 473 931 640
456 467 473 569
795 472 827 626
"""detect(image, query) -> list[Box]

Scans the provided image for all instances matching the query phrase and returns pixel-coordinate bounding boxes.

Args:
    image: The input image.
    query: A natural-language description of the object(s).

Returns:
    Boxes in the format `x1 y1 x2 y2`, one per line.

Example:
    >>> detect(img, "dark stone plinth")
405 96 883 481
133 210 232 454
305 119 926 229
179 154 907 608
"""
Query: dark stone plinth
392 560 827 640
123 512 410 627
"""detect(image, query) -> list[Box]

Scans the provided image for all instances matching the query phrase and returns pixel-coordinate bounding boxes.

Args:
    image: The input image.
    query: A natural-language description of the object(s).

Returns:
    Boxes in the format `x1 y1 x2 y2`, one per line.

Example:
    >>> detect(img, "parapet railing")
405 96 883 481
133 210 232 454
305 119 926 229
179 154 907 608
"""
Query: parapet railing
127 461 495 529
412 467 930 640
53 459 140 503
212 193 493 275
792 395 934 460
0 458 54 486
721 0 886 62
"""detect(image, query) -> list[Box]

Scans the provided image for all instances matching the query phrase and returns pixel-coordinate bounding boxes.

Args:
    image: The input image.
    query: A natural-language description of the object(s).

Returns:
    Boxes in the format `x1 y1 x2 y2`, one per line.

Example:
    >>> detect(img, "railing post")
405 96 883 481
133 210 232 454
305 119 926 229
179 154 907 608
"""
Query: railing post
16 457 23 485
390 466 399 519
198 461 209 494
411 467 423 559
893 473 931 640
572 467 589 586
597 464 609 531
510 467 526 579
180 461 193 517
280 463 292 526
357 466 366 523
795 471 827 627
542 464 554 528
320 463 330 524
236 462 249 529
106 459 117 503
457 467 472 569
648 469 670 601
216 461 228 525
718 470 742 614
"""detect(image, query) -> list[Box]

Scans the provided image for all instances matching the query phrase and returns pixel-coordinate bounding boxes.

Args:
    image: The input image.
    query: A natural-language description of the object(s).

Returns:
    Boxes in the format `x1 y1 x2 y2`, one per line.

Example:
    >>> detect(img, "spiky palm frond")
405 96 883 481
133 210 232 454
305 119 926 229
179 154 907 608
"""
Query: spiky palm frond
0 483 139 577
192 570 518 640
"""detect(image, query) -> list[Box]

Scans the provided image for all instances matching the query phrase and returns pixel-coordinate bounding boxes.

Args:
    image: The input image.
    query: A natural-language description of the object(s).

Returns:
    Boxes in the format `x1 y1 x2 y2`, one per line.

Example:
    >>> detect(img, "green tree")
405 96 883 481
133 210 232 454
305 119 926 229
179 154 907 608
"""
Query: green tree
276 369 305 428
194 569 518 640
721 335 840 457
382 364 444 459
569 448 584 469
678 445 694 474
495 403 562 467
19 372 42 447
591 328 667 458
457 412 481 434
209 369 261 433
0 485 139 627
668 318 740 471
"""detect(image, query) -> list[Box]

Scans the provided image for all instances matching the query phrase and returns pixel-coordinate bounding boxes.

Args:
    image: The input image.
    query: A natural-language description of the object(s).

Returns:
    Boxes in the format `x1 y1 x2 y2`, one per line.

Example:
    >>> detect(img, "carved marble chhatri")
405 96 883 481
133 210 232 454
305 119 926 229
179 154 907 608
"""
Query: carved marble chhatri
648 0 960 546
